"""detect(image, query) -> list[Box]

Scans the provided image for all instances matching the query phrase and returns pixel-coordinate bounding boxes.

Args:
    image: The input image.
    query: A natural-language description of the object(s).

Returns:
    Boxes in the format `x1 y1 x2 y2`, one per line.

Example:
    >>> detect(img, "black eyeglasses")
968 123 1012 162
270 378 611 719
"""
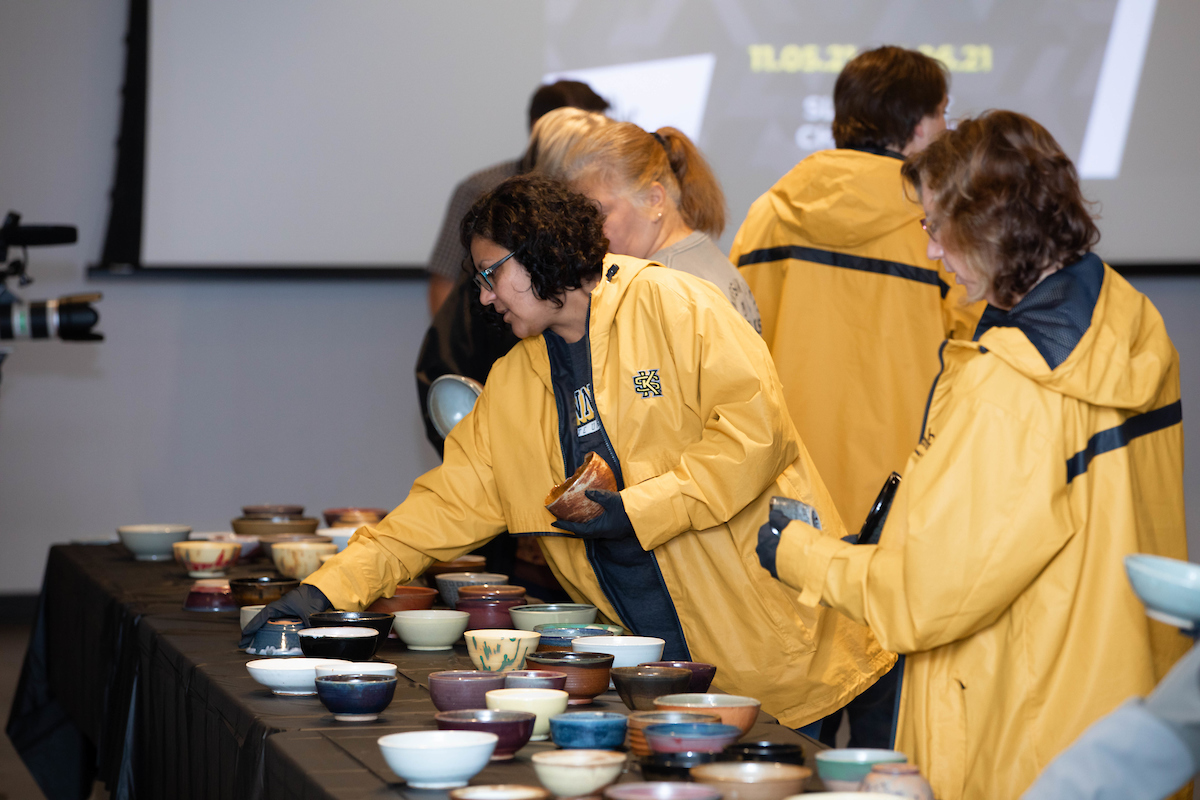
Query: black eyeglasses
473 250 516 291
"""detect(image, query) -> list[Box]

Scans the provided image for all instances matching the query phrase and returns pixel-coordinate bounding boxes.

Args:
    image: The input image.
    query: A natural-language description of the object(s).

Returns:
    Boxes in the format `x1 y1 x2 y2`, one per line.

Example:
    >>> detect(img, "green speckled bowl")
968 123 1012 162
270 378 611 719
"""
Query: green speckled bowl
465 629 541 672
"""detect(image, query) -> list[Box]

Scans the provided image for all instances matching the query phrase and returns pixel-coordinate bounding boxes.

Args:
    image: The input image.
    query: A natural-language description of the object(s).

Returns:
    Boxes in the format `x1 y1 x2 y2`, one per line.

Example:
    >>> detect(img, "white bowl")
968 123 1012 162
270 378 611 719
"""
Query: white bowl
530 749 626 798
245 657 353 696
428 374 484 439
315 662 398 679
118 524 191 561
240 604 266 631
572 635 665 669
317 528 356 552
1125 554 1200 628
393 609 471 650
378 729 497 788
485 687 569 741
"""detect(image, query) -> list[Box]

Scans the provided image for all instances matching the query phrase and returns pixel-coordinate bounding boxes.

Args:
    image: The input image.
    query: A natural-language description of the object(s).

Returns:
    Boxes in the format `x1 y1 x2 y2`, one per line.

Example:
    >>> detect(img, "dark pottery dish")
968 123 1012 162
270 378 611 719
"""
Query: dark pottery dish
314 673 397 721
549 711 628 750
435 709 537 761
524 651 614 705
643 723 743 755
428 670 508 712
298 627 378 660
611 666 693 711
243 504 305 519
605 782 723 800
229 575 301 607
504 670 568 691
308 611 394 655
640 662 717 694
457 597 528 630
722 741 805 766
246 618 304 656
637 751 720 782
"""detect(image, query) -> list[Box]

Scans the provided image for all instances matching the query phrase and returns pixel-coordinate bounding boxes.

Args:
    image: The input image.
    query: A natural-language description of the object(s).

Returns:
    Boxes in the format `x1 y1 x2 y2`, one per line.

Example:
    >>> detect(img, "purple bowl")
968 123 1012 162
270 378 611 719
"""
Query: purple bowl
428 670 508 712
643 723 743 754
504 670 568 691
435 709 537 760
640 662 717 694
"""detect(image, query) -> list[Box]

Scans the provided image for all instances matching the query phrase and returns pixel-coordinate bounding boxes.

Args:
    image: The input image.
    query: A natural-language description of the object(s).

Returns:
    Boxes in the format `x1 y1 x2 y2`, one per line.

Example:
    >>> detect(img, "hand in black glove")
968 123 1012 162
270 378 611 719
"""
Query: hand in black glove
756 508 792 579
238 584 333 649
551 489 635 540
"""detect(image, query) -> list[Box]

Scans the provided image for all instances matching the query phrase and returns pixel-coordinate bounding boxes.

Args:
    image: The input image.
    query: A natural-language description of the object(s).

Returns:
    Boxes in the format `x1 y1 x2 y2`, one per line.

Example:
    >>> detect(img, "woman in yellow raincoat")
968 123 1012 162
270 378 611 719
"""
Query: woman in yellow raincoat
757 110 1189 799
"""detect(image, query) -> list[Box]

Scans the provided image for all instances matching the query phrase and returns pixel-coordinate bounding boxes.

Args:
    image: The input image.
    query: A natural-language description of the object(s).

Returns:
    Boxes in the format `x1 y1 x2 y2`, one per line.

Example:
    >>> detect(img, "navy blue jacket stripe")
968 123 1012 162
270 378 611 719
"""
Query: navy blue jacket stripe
1066 400 1182 483
735 245 949 297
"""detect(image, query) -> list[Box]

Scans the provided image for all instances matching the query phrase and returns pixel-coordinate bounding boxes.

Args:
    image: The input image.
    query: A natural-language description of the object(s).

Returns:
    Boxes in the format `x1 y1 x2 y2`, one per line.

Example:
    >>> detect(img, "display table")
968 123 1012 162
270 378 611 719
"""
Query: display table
7 544 823 800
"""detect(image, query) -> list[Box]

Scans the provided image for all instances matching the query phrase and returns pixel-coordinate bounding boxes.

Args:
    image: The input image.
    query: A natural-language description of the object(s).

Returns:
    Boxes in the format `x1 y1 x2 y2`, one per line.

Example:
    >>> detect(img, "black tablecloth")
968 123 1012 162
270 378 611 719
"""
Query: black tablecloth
7 544 823 800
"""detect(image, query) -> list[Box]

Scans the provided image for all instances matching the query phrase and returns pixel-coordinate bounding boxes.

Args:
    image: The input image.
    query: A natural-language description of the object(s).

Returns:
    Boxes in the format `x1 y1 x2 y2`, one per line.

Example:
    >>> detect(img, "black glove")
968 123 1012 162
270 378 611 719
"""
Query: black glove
756 508 791 579
238 584 333 648
551 489 635 540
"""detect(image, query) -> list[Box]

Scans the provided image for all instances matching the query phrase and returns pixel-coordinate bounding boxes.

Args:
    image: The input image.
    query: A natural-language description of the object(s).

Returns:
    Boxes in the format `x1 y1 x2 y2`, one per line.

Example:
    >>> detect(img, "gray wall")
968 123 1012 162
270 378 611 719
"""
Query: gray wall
0 0 1195 594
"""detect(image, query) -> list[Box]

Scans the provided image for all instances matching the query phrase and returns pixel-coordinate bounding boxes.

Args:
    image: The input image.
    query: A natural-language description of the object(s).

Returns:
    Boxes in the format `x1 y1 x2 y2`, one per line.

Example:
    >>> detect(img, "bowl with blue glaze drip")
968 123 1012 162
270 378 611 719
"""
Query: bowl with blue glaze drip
465 629 541 673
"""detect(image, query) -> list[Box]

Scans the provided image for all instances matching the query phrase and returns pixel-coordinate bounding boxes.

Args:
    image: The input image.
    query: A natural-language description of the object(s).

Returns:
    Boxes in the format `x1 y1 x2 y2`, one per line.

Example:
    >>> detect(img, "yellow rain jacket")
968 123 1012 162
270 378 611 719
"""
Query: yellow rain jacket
731 149 984 533
773 255 1189 800
308 255 893 727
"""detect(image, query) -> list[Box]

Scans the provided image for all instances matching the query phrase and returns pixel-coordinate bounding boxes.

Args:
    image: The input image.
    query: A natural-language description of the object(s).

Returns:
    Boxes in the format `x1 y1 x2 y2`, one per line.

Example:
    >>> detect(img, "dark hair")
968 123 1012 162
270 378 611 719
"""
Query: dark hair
901 110 1100 307
528 80 610 130
833 46 949 151
460 174 608 307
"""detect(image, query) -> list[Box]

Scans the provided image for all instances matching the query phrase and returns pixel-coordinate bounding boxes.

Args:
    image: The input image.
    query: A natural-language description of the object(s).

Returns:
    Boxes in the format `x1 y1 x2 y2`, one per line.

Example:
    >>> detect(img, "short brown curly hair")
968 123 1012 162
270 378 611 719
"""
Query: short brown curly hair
833 46 948 151
461 174 608 308
902 110 1100 307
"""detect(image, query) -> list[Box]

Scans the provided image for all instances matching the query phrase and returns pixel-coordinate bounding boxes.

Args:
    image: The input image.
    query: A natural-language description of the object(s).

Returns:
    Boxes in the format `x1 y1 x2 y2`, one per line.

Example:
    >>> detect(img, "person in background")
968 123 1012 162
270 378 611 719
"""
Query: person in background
533 111 760 330
730 44 982 749
756 110 1188 800
424 80 610 315
250 175 893 732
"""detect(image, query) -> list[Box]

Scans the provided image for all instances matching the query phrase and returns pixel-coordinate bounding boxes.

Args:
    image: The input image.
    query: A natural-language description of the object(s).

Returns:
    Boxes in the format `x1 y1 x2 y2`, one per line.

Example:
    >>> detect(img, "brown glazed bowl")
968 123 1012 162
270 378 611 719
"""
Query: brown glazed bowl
626 711 722 758
653 694 762 736
640 661 718 694
523 651 614 706
610 666 693 711
232 518 321 538
322 507 389 527
459 584 527 602
424 555 487 579
544 452 617 523
367 585 439 614
690 762 813 800
228 575 301 607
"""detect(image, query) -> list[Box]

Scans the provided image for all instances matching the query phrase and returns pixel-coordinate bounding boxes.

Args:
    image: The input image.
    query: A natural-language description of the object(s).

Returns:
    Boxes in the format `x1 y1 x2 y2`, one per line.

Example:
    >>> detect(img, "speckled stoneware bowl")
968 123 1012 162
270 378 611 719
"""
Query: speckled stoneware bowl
465 629 541 673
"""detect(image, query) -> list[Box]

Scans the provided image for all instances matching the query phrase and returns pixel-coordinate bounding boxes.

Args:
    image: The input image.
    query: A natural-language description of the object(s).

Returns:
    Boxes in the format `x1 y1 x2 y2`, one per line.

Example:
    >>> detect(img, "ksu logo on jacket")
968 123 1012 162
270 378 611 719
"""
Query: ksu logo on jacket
633 369 662 398
575 385 599 436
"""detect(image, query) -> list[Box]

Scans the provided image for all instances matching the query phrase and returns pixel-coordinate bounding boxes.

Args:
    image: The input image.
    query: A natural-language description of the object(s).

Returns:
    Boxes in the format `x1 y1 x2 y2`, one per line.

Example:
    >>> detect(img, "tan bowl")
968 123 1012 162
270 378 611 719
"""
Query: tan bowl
368 585 439 614
272 541 337 580
690 762 813 800
425 555 488 578
172 540 241 577
652 694 762 736
531 750 625 798
545 452 617 523
232 517 320 537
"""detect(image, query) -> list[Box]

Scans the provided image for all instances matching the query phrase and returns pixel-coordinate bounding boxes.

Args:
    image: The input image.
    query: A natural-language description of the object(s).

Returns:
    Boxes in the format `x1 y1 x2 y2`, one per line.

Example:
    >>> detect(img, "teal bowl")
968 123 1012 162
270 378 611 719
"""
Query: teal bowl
814 748 907 790
1125 554 1200 628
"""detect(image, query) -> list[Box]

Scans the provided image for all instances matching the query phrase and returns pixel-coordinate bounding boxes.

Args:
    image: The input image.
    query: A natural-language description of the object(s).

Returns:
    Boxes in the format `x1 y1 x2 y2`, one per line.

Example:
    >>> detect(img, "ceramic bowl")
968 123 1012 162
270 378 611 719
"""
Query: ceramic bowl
271 541 337 580
191 531 262 560
637 751 720 781
459 597 528 630
240 604 266 630
429 670 508 712
378 730 497 789
690 762 812 800
724 741 806 766
367 585 439 615
316 662 397 679
309 611 394 656
653 694 762 736
436 572 510 607
640 662 717 694
118 524 192 561
246 618 305 656
626 711 722 758
524 651 614 705
510 604 599 630
606 783 724 800
531 750 626 798
465 629 541 672
322 507 388 527
229 575 301 607
573 636 666 672
182 579 237 612
537 623 626 635
256 532 331 559
813 749 907 791
643 723 742 754
549 711 628 750
505 670 568 691
460 584 527 601
315 674 397 721
245 657 353 695
393 609 471 651
232 517 321 537
425 554 487 579
485 688 569 741
435 709 537 761
535 625 625 652
298 627 378 660
611 667 693 711
243 504 305 518
450 786 551 800
428 373 485 438
172 541 240 577
1125 554 1200 628
545 451 618 523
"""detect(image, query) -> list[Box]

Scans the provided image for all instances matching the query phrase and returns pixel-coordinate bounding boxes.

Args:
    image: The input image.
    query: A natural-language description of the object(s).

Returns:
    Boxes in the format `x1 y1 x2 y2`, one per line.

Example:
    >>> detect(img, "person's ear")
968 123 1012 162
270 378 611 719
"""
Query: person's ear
645 182 667 218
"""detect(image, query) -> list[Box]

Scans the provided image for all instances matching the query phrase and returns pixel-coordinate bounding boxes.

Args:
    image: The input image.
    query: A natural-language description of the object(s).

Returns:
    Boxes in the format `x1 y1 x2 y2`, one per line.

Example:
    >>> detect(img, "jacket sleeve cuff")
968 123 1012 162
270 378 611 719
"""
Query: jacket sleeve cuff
622 474 691 550
776 522 844 607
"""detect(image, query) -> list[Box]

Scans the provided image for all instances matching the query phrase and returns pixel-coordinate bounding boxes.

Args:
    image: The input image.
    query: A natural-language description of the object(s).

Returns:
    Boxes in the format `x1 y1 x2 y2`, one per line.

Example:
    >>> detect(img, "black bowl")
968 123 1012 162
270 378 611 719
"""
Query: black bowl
722 741 805 766
308 611 394 655
298 627 378 660
638 751 719 782
315 674 397 721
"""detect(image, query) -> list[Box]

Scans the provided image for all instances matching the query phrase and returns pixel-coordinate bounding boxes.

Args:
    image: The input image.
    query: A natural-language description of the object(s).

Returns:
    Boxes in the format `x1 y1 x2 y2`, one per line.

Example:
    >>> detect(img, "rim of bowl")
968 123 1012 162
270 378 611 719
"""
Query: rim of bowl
436 709 538 723
395 609 471 619
298 627 377 639
246 658 353 671
486 688 569 700
466 629 541 640
378 730 499 749
573 635 664 646
315 674 396 685
814 748 907 763
654 694 760 707
690 762 812 781
118 524 191 535
430 670 509 681
531 749 626 766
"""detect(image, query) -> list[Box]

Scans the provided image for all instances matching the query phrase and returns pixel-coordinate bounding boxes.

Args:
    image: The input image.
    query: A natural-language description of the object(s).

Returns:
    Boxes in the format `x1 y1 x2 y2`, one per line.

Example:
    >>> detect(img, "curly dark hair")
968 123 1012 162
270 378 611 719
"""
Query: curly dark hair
833 46 948 151
460 174 608 308
902 110 1100 308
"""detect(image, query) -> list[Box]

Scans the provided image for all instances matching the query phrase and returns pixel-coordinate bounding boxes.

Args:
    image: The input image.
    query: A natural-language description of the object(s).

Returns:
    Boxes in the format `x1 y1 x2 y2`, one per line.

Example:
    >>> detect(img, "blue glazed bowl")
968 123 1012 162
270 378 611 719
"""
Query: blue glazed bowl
315 673 397 721
642 723 742 754
549 711 628 750
246 618 304 656
1125 554 1200 628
